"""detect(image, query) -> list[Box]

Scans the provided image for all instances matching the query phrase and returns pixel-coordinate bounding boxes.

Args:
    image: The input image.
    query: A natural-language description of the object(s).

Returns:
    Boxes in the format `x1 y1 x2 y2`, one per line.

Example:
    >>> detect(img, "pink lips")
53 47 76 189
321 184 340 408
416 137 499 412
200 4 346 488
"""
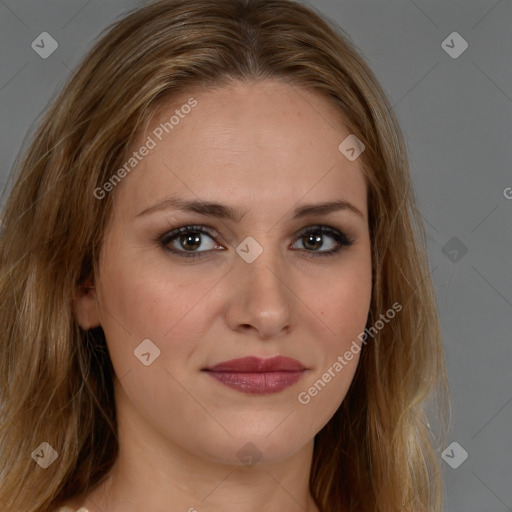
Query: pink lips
203 356 307 394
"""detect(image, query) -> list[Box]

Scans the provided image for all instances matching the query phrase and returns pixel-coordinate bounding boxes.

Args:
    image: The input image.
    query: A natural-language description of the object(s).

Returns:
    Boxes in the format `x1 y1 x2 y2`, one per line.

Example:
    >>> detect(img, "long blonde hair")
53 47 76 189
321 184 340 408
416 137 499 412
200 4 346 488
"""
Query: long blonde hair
0 1 449 510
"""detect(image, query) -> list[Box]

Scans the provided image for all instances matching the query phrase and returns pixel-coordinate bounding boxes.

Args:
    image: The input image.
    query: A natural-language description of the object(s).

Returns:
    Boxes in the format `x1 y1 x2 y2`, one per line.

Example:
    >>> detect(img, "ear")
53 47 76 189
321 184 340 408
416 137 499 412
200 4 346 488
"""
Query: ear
74 278 102 330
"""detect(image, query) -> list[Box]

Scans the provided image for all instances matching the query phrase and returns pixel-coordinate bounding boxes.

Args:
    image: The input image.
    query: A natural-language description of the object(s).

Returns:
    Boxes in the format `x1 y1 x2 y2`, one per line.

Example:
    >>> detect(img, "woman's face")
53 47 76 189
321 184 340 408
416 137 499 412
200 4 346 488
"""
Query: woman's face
77 79 372 467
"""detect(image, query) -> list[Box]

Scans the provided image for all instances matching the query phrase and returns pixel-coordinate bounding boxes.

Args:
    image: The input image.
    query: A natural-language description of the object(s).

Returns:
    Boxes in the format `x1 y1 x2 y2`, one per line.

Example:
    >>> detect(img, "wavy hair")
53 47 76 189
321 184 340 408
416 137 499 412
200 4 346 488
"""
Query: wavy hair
0 0 449 510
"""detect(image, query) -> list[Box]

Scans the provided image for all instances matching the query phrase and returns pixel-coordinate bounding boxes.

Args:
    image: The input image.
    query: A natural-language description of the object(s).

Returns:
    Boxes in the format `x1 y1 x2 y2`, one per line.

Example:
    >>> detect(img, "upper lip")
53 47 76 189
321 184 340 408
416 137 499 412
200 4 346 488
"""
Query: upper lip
203 356 307 373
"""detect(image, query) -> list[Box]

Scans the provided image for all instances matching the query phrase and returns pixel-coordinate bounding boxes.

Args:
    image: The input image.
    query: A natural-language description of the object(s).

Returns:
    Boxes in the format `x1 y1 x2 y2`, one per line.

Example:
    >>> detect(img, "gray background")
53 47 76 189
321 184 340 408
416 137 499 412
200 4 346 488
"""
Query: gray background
1 0 511 510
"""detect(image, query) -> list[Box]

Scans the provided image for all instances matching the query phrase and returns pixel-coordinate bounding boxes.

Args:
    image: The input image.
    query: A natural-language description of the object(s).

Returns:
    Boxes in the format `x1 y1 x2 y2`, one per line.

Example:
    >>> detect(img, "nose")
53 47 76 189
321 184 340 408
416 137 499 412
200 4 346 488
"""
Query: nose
225 240 293 340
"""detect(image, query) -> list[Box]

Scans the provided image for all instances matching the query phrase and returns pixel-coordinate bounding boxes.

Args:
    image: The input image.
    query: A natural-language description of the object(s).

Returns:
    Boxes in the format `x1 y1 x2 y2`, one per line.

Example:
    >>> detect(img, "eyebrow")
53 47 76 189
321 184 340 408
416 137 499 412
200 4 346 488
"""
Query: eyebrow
136 196 365 221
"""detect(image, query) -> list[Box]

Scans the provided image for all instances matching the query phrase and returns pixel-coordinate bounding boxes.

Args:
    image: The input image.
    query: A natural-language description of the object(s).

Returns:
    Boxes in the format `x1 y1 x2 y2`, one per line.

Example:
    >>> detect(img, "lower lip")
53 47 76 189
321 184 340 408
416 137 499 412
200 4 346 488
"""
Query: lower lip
204 370 306 394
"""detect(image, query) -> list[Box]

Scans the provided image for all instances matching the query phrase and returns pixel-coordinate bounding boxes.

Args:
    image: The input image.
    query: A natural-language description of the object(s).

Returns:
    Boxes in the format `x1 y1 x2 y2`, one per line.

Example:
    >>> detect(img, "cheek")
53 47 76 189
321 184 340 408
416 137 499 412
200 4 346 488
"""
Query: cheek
96 245 221 373
295 266 371 430
316 252 372 344
300 248 371 400
332 277 372 342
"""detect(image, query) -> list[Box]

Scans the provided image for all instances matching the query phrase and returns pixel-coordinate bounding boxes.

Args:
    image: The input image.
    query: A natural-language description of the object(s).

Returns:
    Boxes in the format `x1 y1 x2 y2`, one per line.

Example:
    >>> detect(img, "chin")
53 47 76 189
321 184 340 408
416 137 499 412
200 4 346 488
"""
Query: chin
198 429 313 468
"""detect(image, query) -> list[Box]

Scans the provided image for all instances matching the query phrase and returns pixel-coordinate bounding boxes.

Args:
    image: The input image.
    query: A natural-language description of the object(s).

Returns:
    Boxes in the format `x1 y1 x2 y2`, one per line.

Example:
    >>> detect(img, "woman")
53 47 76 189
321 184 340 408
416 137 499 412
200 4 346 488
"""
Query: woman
0 0 449 511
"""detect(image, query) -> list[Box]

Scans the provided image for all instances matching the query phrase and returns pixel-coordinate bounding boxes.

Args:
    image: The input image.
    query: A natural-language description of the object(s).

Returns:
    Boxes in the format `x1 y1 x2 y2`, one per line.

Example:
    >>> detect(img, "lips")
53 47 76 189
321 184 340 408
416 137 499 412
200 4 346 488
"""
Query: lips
202 356 307 394
205 355 306 373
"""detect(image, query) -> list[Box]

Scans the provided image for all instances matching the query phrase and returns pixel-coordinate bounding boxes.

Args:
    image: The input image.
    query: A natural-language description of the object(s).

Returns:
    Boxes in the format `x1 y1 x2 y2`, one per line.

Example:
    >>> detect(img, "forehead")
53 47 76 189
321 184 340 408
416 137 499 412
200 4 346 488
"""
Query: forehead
114 79 367 218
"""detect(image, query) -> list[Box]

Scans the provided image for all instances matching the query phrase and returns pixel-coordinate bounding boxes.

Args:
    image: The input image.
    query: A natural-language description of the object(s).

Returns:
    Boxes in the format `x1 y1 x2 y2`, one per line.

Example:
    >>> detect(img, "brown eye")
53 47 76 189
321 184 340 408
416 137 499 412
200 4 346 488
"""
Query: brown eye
159 224 354 261
159 225 218 260
291 226 354 258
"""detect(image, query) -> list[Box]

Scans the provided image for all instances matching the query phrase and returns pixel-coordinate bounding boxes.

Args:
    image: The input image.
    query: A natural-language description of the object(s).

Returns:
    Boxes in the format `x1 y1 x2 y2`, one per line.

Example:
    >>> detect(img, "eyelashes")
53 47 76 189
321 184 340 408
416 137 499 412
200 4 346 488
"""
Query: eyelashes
158 224 355 261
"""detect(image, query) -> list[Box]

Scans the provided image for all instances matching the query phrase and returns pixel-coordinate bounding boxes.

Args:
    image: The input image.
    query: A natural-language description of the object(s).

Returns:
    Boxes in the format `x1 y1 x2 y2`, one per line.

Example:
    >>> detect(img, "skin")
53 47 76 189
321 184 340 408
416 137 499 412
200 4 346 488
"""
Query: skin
73 78 372 512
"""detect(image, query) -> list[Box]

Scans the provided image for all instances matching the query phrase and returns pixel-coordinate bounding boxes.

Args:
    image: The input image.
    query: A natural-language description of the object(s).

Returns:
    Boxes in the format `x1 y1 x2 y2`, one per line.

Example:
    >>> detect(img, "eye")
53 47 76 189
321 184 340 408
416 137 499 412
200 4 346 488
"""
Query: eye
290 225 354 258
158 224 355 260
159 225 220 260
